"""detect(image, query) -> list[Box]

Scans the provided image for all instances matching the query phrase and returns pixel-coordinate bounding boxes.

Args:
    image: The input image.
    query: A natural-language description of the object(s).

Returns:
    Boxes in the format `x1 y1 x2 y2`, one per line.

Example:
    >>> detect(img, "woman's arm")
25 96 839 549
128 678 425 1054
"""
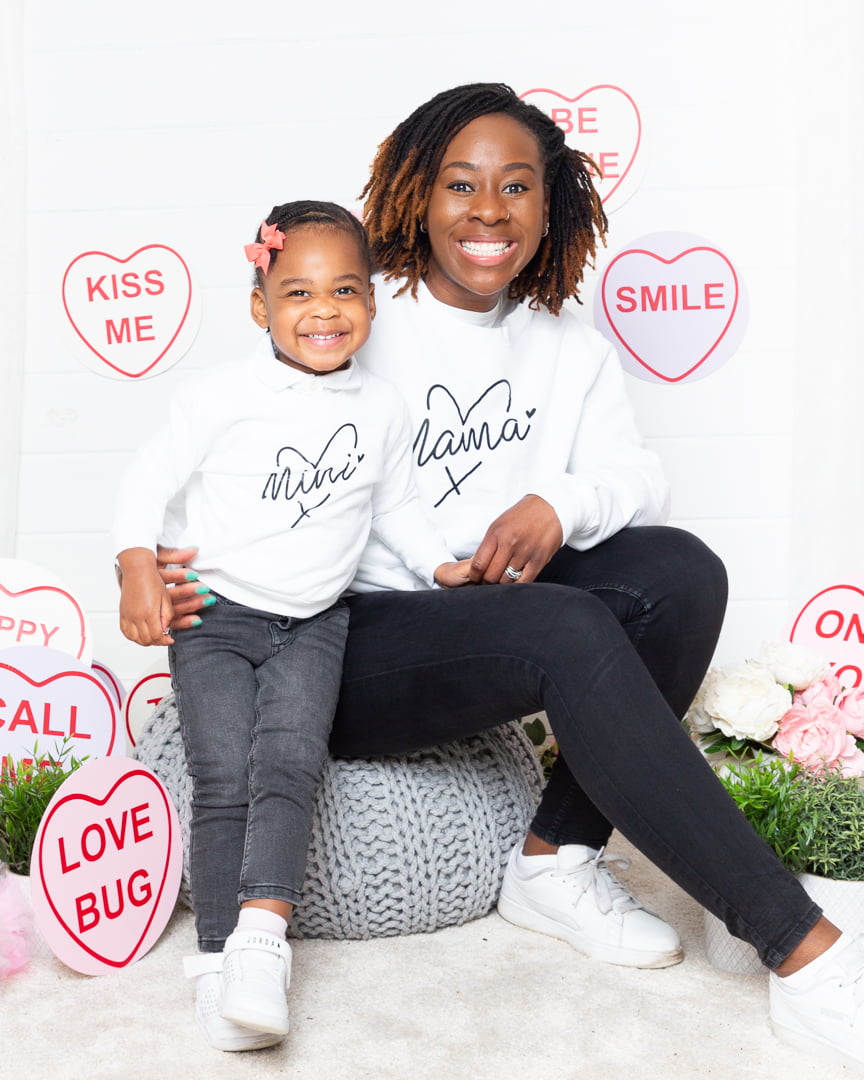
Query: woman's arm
470 332 668 585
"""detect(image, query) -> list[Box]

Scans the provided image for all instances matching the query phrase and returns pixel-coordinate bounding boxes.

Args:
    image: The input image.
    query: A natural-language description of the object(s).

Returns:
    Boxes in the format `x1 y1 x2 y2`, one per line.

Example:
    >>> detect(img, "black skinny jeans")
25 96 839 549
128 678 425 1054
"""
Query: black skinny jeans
331 526 821 969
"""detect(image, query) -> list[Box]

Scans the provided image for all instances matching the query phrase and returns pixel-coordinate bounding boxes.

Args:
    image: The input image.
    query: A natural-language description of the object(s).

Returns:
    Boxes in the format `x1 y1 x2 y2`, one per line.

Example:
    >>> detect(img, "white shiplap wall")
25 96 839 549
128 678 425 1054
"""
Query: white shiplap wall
7 0 864 688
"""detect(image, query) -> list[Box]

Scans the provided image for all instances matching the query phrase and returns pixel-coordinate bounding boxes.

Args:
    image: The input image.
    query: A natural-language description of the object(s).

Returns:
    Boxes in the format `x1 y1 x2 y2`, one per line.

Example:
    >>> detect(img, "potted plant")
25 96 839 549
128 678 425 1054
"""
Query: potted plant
0 741 85 877
719 754 864 877
685 642 864 972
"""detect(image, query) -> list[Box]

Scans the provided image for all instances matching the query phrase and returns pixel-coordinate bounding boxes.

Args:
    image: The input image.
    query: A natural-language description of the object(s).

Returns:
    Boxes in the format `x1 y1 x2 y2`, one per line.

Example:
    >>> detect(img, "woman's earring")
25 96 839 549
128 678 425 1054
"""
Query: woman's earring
542 222 550 237
419 221 427 233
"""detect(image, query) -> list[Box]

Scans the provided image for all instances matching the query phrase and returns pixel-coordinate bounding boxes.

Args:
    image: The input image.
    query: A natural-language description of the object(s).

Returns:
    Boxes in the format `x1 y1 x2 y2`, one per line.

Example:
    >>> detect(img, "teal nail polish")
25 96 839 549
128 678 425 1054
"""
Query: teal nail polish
191 616 203 627
195 584 211 594
203 595 217 606
185 570 199 582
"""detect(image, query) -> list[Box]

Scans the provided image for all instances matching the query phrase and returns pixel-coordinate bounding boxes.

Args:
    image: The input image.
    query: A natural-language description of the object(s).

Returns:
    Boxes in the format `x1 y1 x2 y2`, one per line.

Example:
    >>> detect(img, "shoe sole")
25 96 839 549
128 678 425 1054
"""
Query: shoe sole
195 1011 284 1052
220 996 290 1036
496 893 684 969
770 1016 864 1072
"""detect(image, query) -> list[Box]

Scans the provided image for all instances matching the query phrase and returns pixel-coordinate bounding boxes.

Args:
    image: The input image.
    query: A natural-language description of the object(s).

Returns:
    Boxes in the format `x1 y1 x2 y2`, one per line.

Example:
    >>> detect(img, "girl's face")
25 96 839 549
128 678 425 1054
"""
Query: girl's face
422 112 550 312
250 226 375 375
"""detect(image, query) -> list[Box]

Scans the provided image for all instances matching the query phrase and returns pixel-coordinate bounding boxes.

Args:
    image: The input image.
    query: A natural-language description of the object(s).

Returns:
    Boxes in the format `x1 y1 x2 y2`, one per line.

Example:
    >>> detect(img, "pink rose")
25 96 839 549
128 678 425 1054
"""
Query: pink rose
793 676 842 709
774 700 864 777
838 686 864 739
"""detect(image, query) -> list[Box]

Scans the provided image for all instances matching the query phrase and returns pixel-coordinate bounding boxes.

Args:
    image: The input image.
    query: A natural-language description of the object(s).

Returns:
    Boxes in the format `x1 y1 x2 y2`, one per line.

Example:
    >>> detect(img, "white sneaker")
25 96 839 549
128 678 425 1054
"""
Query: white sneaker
220 929 291 1035
770 933 864 1071
183 955 283 1052
497 843 683 968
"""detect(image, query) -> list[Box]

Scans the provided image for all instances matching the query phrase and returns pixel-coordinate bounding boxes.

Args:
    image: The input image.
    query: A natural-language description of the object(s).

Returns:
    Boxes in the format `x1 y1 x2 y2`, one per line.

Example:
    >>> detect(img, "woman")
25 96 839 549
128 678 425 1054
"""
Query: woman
159 84 863 1069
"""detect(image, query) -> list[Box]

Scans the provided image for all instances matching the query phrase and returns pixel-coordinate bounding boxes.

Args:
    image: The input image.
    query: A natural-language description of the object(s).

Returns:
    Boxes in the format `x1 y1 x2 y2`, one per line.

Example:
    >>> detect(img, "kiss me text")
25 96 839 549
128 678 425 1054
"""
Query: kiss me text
83 269 165 347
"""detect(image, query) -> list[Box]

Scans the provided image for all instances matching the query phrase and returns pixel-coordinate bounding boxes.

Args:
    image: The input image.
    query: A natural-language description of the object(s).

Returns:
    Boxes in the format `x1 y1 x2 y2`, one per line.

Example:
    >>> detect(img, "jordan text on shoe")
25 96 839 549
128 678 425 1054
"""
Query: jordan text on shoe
496 843 683 968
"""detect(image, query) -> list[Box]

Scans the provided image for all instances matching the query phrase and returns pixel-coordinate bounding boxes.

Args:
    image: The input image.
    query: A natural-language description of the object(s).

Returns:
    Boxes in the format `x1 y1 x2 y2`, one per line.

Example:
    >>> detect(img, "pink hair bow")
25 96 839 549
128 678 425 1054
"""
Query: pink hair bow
244 221 285 274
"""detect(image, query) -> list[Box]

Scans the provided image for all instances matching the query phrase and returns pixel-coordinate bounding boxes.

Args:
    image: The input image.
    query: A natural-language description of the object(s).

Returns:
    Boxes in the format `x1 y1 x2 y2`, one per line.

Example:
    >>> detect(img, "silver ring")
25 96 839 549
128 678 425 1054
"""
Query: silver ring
504 565 523 581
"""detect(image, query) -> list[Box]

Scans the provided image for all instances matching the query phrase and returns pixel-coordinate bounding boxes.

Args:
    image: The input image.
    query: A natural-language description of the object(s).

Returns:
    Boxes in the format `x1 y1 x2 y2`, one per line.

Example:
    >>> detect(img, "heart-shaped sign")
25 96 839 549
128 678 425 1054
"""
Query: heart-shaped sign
0 557 90 663
790 584 864 690
593 232 748 384
91 660 128 715
61 245 197 380
31 757 182 974
0 646 118 767
520 85 643 211
124 665 172 750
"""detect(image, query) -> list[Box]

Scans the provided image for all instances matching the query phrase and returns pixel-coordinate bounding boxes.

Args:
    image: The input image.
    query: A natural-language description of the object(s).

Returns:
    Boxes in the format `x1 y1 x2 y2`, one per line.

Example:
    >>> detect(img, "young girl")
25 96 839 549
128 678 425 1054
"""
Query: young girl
113 201 469 1052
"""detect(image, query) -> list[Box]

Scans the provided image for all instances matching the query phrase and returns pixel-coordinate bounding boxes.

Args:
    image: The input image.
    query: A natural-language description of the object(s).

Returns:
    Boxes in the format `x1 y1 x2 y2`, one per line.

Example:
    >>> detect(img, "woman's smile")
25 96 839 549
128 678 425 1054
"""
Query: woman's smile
457 238 517 263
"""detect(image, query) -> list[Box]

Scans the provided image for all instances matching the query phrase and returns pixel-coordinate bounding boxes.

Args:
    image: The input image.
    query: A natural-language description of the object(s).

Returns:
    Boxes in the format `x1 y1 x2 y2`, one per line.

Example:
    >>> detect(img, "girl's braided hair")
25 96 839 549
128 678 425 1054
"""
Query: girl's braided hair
251 200 370 286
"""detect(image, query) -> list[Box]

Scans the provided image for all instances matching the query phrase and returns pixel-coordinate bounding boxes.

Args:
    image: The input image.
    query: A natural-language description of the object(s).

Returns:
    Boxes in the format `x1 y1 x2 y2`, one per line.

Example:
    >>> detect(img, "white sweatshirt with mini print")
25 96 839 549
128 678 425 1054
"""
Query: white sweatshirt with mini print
113 334 454 617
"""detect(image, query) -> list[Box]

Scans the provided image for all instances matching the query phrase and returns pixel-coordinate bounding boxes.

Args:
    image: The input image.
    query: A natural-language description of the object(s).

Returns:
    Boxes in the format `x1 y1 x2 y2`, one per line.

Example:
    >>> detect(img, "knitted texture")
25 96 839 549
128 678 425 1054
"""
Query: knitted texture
134 693 543 940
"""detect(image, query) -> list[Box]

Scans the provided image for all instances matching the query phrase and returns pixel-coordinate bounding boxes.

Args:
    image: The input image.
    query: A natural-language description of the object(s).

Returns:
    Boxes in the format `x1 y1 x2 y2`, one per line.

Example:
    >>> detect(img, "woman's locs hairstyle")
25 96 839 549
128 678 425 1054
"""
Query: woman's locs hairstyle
361 82 608 315
248 201 372 286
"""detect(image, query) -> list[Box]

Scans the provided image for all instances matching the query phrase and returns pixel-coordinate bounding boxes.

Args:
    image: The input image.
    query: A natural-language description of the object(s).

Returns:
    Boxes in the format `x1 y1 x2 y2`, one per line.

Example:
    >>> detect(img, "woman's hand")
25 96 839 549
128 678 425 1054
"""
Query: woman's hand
469 495 563 585
152 545 211 628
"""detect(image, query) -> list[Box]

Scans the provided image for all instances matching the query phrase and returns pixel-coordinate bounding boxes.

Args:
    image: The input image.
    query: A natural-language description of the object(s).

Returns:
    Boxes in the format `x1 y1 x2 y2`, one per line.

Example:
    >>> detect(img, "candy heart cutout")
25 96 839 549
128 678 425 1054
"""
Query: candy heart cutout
61 245 193 379
600 245 740 383
519 85 642 207
32 759 182 974
0 660 118 765
790 584 864 691
0 581 88 660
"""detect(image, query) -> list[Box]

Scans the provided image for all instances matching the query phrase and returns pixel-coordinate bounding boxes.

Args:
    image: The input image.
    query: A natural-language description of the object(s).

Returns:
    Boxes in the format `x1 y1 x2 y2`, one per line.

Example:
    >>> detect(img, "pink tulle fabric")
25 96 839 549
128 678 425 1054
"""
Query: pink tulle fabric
0 871 32 978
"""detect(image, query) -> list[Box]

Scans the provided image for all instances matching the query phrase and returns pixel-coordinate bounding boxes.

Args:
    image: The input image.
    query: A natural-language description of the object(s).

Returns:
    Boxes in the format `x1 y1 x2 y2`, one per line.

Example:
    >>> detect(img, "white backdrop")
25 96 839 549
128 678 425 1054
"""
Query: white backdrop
5 0 863 687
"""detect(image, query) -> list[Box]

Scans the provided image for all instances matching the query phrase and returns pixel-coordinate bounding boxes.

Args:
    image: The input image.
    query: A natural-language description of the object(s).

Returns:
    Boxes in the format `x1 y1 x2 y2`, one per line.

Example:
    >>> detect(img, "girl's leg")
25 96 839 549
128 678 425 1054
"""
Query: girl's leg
239 602 349 908
219 602 349 1038
171 599 260 953
332 578 818 969
530 525 727 849
175 597 348 1047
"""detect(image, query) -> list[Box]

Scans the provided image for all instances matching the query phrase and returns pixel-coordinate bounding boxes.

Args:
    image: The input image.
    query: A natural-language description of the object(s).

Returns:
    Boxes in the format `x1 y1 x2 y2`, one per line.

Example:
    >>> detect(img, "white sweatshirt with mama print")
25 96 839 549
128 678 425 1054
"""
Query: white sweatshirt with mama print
350 276 669 593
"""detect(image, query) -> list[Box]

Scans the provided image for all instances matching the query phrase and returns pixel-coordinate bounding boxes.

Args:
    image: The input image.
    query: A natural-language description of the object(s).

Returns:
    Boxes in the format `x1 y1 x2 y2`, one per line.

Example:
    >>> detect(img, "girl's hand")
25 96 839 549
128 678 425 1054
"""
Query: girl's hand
469 495 563 585
118 548 177 646
434 558 473 589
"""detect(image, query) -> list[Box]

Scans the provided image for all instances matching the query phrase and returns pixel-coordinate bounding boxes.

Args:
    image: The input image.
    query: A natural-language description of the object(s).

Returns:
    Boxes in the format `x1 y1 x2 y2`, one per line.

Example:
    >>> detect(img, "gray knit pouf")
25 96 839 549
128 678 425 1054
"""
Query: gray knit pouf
134 693 543 939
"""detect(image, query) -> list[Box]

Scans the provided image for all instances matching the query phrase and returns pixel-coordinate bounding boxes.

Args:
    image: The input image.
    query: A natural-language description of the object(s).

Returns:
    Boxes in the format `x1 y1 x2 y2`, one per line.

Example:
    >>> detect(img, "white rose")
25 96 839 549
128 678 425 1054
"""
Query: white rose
701 660 791 742
686 667 724 734
758 641 829 691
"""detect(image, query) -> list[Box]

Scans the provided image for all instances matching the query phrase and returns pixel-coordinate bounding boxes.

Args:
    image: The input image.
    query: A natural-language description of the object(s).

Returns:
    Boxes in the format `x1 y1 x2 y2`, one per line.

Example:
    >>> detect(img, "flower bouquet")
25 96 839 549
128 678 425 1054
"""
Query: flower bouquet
686 642 864 777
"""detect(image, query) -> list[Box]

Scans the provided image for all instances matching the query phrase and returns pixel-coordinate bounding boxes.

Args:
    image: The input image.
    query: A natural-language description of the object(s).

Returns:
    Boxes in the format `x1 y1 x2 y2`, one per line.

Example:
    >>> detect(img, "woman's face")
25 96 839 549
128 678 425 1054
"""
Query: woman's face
422 112 550 312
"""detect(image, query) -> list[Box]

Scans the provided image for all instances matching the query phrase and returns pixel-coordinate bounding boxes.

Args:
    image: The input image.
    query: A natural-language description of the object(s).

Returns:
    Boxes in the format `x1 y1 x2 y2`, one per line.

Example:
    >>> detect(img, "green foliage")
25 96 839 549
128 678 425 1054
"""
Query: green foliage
522 718 547 746
521 717 559 779
0 742 86 875
698 730 768 758
720 753 864 881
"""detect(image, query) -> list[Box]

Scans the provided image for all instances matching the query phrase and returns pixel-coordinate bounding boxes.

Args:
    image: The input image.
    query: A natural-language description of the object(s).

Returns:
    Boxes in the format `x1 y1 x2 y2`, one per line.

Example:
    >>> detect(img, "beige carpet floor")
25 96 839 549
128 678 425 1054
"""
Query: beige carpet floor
2 835 854 1080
